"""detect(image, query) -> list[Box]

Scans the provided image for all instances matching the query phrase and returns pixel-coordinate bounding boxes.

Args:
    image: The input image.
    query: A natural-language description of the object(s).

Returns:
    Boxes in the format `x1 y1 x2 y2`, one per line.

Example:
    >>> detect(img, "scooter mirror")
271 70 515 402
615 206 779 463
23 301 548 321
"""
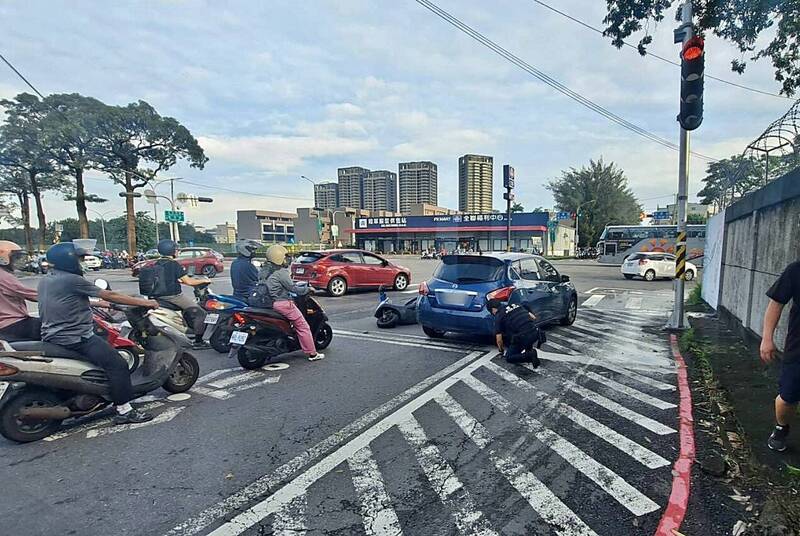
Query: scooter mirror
94 278 110 290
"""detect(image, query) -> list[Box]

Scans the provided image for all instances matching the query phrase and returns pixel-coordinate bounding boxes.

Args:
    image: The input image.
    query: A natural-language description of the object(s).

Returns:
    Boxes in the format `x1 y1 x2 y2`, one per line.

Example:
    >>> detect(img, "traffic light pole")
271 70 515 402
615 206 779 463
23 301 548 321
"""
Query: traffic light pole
668 1 694 331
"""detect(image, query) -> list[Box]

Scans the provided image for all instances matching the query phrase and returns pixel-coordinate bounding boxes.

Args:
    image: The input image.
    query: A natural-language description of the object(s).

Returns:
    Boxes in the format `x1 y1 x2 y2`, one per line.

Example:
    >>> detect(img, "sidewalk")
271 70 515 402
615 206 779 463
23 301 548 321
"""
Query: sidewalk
683 310 800 533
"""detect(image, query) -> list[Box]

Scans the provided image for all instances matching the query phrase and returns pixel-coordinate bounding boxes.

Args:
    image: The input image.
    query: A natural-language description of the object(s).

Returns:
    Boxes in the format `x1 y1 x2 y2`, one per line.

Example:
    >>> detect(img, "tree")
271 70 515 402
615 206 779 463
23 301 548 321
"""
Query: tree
40 94 108 238
0 169 33 252
602 1 800 95
687 213 707 224
510 201 525 213
547 158 642 247
93 101 208 254
0 94 60 249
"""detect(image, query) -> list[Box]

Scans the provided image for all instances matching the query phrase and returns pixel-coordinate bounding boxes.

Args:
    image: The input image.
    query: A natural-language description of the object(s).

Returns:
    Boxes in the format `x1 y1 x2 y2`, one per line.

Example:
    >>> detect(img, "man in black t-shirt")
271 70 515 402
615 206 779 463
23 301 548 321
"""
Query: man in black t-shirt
154 240 208 346
488 298 542 367
762 261 800 452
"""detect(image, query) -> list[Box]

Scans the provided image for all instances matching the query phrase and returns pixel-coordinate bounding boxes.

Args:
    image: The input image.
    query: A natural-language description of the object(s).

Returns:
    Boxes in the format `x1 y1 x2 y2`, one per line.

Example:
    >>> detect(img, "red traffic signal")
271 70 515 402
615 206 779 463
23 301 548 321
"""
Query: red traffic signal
682 36 704 61
678 36 705 131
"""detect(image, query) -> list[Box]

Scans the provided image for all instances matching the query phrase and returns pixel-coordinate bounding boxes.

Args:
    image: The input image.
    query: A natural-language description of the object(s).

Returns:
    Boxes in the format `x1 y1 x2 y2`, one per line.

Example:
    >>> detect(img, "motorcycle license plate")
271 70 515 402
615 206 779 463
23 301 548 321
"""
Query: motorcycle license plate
295 267 305 274
204 313 220 325
229 331 248 345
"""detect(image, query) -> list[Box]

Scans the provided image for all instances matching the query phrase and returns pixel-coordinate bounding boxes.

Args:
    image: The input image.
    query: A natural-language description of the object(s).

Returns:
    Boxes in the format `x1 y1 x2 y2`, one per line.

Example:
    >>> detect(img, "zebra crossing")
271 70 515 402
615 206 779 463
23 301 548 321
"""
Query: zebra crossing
180 309 680 536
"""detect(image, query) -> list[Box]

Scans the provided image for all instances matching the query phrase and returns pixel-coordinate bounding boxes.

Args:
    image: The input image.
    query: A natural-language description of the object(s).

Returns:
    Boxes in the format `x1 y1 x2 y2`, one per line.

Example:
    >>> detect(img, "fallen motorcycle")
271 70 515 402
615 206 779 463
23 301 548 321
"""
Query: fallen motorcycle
375 294 419 329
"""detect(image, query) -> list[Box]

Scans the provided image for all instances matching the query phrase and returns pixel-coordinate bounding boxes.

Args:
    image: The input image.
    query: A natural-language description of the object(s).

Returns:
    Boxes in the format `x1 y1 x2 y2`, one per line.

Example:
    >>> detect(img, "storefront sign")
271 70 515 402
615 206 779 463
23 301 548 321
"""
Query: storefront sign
354 212 548 233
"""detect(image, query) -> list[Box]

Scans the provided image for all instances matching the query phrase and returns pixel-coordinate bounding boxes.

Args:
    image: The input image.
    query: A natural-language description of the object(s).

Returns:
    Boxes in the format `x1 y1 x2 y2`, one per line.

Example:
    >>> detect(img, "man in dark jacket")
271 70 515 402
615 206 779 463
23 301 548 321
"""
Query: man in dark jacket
487 298 543 367
231 240 261 302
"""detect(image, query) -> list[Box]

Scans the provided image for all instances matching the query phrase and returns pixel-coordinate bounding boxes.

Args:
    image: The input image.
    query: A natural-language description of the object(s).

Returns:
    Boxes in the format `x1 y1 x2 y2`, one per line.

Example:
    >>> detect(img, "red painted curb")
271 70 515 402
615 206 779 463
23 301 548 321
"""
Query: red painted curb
654 334 697 536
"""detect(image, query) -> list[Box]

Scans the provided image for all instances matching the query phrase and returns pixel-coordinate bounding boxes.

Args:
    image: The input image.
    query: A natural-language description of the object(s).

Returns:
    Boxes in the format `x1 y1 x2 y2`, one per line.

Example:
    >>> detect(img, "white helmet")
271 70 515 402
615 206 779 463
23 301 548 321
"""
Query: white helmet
0 240 23 267
266 244 288 266
236 239 262 258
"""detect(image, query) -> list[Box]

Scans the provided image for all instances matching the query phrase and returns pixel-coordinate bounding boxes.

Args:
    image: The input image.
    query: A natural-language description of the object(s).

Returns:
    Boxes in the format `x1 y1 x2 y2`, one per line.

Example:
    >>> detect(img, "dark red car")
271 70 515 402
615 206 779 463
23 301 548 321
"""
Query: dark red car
131 247 224 278
291 249 411 297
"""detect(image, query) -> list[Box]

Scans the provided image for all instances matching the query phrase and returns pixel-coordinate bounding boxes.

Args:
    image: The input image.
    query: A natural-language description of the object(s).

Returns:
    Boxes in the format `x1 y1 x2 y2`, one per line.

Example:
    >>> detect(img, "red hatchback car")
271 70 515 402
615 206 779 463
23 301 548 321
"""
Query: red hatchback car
131 247 225 278
291 249 411 297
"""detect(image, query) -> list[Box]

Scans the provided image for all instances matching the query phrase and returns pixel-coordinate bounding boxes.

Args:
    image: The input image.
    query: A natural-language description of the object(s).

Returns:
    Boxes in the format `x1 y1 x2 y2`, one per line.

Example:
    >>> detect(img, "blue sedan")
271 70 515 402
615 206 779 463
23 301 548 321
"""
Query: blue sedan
417 253 578 338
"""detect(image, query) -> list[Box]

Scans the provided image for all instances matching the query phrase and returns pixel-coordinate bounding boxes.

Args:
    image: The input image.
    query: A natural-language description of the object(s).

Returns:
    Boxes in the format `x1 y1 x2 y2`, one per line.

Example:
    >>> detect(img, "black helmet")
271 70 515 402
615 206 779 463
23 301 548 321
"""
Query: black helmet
157 239 178 257
46 242 85 275
236 239 261 258
486 298 502 313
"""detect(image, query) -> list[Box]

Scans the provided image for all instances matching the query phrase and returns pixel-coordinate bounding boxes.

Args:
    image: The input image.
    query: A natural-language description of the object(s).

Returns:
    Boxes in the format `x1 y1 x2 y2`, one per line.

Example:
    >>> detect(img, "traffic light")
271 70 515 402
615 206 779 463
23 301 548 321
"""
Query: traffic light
678 36 704 131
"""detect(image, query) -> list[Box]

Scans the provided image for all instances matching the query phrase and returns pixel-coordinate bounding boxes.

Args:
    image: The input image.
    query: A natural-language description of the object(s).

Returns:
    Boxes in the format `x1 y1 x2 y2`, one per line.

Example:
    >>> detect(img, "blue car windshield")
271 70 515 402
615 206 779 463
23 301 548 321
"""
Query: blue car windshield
434 256 505 284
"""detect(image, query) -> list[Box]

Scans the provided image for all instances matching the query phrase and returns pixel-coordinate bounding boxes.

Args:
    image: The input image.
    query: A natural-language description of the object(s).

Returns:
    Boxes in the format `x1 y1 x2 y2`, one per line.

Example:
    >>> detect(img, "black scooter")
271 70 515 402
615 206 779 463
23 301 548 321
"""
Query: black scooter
375 288 419 329
227 292 333 370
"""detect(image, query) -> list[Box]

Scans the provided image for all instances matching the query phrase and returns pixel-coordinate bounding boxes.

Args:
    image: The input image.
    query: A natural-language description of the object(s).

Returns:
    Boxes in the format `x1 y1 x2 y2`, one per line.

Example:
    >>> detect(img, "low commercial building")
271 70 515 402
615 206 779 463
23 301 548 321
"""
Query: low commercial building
237 210 297 243
351 212 550 254
295 207 402 248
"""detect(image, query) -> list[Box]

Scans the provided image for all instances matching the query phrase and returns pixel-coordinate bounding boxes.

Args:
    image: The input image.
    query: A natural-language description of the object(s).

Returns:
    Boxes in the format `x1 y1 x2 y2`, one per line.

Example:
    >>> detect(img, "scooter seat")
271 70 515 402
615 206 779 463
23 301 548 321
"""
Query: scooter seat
243 307 288 320
157 300 183 311
9 341 84 359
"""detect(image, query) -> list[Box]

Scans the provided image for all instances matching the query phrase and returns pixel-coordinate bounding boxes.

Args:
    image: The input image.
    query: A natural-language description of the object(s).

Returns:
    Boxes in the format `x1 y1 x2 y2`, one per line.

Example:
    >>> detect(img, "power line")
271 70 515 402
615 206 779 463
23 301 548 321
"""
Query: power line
414 0 718 162
0 53 48 100
529 0 790 100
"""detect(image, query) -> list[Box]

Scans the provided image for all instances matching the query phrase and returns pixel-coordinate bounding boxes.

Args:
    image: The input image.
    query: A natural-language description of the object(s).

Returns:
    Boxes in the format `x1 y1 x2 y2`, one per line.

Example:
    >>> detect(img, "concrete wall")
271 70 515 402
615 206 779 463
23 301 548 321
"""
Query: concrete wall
719 168 800 349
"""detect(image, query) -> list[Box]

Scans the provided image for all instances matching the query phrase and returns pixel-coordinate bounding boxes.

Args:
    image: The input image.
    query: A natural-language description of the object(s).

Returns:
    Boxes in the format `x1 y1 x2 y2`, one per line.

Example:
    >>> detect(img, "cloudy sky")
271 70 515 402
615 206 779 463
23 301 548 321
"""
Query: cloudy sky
1 0 792 228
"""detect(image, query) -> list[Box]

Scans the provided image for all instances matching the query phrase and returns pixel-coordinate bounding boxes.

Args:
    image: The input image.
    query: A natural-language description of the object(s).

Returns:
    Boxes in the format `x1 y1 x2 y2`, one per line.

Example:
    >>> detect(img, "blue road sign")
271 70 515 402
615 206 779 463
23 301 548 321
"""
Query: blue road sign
652 211 671 220
556 211 571 220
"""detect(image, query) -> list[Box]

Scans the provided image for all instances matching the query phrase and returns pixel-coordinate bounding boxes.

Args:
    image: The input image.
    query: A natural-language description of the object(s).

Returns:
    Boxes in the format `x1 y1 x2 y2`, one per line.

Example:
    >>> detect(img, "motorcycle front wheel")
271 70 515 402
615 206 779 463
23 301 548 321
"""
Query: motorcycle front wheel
315 322 333 350
0 389 64 443
163 352 200 393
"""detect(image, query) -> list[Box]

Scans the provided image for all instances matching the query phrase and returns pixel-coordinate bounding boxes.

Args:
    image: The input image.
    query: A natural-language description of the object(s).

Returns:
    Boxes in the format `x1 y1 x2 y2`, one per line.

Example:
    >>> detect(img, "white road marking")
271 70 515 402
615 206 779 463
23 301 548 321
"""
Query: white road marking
540 338 579 355
538 347 677 374
584 371 676 409
577 309 651 329
272 493 307 536
85 406 185 438
565 382 676 435
167 350 487 536
196 367 240 385
43 401 164 442
209 371 271 389
625 297 644 310
397 416 498 536
581 294 605 308
597 364 676 391
336 332 471 353
484 362 669 469
335 329 482 352
463 375 661 516
567 324 665 353
190 386 233 400
435 392 599 536
229 375 281 393
348 446 403 536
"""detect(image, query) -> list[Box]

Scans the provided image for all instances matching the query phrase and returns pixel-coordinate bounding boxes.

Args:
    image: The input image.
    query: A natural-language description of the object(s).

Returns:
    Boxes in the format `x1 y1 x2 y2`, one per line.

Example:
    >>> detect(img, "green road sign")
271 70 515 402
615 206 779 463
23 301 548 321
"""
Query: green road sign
164 210 185 223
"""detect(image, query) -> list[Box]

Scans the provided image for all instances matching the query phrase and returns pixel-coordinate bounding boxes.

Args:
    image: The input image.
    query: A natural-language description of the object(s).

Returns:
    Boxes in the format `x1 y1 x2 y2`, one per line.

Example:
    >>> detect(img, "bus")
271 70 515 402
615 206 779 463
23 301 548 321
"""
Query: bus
596 224 706 265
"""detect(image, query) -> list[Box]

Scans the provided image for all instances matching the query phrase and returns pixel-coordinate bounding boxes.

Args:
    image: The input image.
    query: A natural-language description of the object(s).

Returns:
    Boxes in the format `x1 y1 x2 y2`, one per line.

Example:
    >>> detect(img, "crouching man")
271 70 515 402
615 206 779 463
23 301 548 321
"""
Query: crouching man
487 298 543 367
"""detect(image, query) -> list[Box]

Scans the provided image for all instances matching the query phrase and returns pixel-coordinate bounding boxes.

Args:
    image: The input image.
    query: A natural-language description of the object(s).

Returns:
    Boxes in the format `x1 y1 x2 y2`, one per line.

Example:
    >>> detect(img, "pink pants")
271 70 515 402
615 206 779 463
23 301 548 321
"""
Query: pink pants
272 300 316 355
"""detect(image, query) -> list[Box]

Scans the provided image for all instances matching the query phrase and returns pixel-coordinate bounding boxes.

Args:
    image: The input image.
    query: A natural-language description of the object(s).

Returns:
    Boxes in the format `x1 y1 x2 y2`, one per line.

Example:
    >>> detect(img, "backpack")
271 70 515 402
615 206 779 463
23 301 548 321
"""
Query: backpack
138 259 174 298
248 281 273 308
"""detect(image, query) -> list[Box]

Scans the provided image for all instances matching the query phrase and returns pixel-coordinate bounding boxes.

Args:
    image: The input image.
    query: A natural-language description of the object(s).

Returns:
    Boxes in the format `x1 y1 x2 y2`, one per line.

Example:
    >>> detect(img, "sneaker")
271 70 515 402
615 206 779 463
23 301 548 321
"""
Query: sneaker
192 340 209 350
308 353 325 361
768 425 789 452
113 409 154 425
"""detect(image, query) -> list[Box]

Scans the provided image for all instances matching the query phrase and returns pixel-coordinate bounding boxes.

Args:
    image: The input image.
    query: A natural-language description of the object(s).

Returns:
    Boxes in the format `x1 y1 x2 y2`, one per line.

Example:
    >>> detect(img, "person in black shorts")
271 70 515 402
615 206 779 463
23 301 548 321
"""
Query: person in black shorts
761 261 800 452
487 298 543 367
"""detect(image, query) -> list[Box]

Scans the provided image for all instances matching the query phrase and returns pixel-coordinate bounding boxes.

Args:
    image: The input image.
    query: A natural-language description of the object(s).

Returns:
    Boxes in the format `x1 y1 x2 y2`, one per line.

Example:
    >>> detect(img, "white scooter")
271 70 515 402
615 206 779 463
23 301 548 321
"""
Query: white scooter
0 281 200 443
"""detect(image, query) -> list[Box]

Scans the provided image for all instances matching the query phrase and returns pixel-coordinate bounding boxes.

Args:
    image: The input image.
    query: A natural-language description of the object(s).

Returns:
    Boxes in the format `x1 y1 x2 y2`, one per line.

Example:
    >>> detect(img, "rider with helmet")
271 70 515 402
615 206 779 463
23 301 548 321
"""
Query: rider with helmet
38 241 160 424
152 239 209 347
231 239 261 301
263 245 324 361
0 241 39 342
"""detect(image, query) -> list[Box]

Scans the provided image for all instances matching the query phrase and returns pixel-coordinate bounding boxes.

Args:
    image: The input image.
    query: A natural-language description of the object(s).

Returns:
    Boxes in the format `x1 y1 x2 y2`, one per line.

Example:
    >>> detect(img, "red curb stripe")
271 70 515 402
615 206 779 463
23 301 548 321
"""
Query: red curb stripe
654 334 696 536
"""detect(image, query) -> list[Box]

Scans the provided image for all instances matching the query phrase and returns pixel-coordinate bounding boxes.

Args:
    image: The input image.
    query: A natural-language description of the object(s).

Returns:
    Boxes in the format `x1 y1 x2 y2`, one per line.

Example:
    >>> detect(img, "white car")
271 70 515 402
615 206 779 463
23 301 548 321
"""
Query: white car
83 255 102 271
621 252 697 282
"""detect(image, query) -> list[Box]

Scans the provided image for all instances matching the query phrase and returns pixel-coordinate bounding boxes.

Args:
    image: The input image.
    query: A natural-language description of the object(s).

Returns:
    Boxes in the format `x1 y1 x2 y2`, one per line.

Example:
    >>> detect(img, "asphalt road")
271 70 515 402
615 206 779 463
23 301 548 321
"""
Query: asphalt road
1 258 696 535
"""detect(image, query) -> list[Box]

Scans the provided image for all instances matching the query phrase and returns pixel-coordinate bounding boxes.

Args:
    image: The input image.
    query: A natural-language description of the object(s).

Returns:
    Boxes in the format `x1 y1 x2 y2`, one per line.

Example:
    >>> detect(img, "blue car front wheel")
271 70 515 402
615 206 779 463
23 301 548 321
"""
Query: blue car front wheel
422 326 446 338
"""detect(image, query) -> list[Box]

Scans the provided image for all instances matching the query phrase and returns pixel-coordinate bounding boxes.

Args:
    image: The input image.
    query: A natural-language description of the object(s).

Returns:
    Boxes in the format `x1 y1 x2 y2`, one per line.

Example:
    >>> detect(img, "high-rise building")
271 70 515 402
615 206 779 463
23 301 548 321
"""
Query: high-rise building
398 161 438 214
313 182 339 210
337 166 369 209
458 154 493 213
362 170 398 212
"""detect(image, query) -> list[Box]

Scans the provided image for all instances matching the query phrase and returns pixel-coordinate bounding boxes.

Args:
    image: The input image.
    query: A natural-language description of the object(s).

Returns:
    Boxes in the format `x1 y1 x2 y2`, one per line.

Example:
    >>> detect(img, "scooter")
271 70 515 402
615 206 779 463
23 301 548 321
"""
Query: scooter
0 300 200 443
375 288 420 329
227 291 333 370
91 307 141 372
193 283 249 354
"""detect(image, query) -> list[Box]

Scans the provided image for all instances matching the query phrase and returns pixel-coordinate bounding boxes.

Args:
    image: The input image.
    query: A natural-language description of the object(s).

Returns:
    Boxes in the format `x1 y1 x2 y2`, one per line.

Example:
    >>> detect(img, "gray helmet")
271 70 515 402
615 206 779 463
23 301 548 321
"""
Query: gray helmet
236 239 262 258
157 239 178 257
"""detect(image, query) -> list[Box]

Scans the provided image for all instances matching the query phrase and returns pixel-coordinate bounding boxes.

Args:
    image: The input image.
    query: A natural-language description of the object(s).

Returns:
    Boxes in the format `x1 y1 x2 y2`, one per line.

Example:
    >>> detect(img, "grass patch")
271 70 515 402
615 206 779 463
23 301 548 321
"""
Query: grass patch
681 328 713 381
687 281 704 306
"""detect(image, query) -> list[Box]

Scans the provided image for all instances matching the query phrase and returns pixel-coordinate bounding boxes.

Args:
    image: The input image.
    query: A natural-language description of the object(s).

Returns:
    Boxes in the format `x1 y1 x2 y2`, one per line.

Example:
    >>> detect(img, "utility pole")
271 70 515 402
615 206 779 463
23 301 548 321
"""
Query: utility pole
170 178 180 242
503 165 515 252
668 0 705 330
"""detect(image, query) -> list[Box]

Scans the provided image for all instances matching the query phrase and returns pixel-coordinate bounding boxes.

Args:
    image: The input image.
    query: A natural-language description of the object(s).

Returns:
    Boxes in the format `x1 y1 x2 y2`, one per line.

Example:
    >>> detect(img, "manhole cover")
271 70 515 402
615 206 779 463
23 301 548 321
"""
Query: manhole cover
263 363 289 371
166 393 191 402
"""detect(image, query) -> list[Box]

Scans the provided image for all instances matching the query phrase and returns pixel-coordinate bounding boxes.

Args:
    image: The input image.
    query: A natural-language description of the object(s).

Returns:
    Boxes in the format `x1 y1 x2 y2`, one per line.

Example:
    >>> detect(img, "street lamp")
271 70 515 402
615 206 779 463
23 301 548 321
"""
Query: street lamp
87 208 117 251
575 199 597 249
299 175 316 185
